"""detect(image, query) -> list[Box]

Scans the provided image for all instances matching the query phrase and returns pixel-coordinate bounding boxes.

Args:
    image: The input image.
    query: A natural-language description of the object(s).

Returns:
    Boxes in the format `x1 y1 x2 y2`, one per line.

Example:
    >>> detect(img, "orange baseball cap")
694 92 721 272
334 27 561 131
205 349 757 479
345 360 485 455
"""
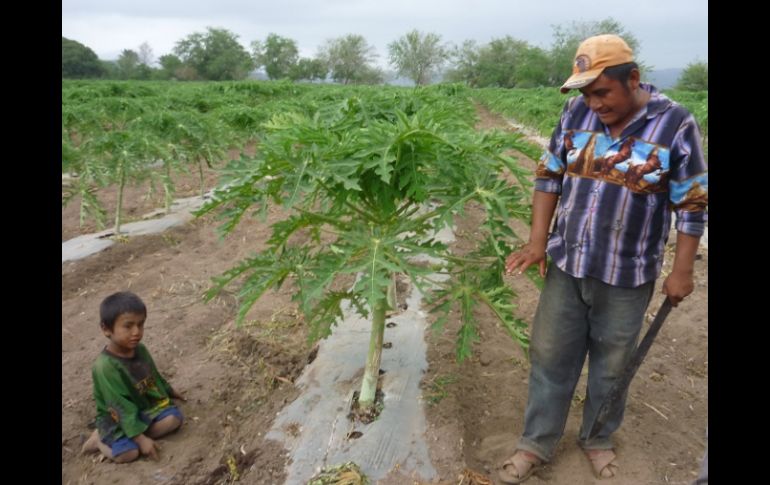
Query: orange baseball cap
560 34 634 93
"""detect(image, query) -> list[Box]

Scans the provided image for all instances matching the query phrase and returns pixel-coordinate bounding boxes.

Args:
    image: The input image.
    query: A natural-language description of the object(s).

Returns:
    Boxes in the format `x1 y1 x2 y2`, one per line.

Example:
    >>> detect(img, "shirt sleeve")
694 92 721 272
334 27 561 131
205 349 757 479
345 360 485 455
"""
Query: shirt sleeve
534 98 573 195
140 344 174 397
93 358 149 438
668 112 708 236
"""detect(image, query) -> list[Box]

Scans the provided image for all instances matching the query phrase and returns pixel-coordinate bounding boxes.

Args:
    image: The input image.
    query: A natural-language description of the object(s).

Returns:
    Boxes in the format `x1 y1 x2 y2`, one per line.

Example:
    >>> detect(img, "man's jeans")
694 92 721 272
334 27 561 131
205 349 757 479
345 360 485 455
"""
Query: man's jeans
517 263 654 461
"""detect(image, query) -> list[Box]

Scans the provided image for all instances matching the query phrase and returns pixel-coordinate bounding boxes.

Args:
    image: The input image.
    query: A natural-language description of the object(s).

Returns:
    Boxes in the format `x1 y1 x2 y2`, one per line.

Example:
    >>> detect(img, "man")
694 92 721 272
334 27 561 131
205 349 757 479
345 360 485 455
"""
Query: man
498 34 707 483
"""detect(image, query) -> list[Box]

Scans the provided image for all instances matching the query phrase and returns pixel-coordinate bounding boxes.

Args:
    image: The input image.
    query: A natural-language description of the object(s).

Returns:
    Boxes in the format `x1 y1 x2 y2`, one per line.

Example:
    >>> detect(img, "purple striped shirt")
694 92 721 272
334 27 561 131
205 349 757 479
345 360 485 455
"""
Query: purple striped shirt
535 84 708 288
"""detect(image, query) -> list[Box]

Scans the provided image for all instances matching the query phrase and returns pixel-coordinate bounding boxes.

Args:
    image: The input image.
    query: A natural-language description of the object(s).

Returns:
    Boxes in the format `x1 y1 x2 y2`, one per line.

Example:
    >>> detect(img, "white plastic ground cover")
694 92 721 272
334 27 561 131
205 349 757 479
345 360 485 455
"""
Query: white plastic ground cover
62 195 208 263
266 224 455 484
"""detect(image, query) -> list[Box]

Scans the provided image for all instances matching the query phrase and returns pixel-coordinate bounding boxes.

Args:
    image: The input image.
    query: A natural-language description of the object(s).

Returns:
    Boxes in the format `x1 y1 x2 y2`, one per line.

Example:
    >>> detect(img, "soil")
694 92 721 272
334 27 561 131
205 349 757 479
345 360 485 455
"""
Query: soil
61 106 707 485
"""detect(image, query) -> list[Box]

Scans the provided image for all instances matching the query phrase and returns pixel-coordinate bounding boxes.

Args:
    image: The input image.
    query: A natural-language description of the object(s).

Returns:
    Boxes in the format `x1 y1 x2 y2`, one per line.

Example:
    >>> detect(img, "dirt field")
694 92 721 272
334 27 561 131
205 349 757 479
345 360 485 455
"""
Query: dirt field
62 106 707 485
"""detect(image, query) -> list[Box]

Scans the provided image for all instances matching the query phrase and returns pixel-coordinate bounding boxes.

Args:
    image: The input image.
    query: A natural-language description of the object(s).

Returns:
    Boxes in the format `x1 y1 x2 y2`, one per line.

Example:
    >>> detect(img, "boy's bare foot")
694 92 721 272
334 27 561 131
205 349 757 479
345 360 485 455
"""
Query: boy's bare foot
80 430 100 455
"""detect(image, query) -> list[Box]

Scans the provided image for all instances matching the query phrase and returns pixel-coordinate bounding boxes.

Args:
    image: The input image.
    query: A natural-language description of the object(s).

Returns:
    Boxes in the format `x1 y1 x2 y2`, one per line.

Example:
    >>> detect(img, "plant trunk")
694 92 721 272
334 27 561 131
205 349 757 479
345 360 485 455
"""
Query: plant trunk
114 163 126 234
358 297 387 410
198 158 205 198
78 183 87 228
386 273 397 311
164 163 173 213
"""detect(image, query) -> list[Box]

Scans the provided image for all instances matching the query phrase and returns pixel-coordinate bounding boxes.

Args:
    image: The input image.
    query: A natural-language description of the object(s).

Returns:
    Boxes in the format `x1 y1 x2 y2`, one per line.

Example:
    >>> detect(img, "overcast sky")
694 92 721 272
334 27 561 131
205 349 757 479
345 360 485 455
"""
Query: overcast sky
62 0 707 70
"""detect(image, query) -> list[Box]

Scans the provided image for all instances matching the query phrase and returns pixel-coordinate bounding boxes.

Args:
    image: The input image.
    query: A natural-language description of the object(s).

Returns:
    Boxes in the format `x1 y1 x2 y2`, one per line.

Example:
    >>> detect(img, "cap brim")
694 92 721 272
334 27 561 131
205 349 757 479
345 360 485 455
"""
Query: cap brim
560 68 605 94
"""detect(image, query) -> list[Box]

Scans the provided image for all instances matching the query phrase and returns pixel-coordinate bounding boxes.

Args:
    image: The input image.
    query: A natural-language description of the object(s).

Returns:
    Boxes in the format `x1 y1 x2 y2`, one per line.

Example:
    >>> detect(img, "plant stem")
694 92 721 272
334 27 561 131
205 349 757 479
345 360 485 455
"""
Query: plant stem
114 161 126 234
386 273 397 310
198 158 205 198
164 162 172 213
358 297 387 409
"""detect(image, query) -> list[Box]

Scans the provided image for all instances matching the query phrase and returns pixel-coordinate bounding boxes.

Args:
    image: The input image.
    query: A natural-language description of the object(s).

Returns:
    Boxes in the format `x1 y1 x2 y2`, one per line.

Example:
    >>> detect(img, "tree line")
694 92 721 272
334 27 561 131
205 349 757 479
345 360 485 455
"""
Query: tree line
62 18 707 90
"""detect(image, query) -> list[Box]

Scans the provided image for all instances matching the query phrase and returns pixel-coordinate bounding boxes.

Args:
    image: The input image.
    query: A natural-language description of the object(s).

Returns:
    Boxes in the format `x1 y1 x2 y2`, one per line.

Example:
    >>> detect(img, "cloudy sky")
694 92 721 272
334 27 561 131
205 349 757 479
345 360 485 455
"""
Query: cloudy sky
62 0 707 70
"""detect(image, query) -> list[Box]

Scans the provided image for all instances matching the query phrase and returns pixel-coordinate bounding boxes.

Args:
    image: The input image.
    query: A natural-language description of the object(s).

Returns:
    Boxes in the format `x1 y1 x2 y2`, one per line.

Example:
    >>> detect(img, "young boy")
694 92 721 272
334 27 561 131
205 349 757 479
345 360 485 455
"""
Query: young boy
81 291 185 463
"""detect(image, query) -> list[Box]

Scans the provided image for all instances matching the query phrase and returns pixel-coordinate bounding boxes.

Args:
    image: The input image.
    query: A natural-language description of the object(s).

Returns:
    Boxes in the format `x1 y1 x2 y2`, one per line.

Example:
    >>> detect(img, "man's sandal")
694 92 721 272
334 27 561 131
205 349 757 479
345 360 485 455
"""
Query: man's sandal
584 448 619 479
498 450 543 484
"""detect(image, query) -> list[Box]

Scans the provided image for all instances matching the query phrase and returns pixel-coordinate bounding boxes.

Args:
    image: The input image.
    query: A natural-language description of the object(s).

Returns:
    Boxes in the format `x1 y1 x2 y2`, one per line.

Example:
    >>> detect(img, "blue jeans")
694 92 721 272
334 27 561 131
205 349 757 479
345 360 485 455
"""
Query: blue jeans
105 406 184 457
517 263 654 461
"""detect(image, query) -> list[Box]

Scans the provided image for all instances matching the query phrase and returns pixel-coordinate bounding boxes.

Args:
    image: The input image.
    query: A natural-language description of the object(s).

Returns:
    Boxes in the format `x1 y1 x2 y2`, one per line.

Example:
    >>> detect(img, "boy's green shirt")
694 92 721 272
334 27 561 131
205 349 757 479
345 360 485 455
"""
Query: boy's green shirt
92 343 174 442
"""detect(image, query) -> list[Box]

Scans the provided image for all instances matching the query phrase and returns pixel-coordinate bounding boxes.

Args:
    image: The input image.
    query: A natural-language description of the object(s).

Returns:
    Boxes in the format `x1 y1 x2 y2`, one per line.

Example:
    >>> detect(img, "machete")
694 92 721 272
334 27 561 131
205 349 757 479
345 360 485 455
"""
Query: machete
586 297 675 440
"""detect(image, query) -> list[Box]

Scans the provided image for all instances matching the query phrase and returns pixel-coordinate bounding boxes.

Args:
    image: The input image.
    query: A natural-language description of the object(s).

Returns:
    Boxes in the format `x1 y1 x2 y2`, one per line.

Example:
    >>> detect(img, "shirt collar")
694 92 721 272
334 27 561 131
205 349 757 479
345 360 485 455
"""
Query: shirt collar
605 83 672 137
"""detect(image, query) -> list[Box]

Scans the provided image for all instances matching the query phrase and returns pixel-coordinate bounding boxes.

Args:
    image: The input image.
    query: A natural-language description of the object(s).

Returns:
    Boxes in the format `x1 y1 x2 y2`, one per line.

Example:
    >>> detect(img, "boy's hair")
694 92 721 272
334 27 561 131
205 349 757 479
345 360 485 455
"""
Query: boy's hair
100 291 147 330
602 62 639 88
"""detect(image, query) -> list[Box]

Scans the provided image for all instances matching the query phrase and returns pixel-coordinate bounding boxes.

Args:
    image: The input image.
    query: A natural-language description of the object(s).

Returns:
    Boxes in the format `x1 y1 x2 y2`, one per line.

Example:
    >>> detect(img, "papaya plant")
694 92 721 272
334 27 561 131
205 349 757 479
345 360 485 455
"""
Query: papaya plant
139 110 189 214
62 137 108 229
62 101 111 229
170 110 230 198
63 96 161 234
199 87 535 414
93 127 171 233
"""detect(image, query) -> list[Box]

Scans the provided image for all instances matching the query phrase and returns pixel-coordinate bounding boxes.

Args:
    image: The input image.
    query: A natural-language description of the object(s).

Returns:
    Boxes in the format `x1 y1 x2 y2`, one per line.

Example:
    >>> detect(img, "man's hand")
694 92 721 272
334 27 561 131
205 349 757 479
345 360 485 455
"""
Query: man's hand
505 241 547 277
133 433 160 460
664 231 701 307
505 191 558 278
662 269 694 307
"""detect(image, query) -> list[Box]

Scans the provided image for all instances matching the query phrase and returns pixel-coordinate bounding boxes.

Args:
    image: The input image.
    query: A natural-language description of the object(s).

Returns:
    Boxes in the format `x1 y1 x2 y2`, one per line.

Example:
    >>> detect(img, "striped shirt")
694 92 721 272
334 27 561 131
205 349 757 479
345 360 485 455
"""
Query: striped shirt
535 83 707 288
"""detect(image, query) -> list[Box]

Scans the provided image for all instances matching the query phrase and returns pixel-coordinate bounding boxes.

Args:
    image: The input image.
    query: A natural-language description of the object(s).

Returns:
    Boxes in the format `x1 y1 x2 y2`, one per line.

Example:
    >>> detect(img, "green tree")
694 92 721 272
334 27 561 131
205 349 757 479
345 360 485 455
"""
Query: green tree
388 29 449 85
116 49 140 79
319 34 381 84
99 60 119 79
446 38 549 88
252 33 299 80
174 27 254 80
478 37 530 88
549 18 647 86
513 45 551 88
157 54 185 80
445 40 481 86
356 66 385 85
675 61 708 91
62 37 104 78
138 42 154 67
289 58 329 81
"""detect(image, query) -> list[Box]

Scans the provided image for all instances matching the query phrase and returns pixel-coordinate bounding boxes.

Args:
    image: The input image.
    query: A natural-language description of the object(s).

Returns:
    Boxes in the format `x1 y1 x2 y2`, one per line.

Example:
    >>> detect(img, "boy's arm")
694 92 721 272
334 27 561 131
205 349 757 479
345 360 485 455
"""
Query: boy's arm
140 344 185 401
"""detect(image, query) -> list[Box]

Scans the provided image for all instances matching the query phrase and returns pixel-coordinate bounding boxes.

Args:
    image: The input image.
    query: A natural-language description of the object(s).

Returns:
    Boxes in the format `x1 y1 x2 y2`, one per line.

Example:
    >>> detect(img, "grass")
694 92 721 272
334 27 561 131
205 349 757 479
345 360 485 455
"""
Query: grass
424 374 458 405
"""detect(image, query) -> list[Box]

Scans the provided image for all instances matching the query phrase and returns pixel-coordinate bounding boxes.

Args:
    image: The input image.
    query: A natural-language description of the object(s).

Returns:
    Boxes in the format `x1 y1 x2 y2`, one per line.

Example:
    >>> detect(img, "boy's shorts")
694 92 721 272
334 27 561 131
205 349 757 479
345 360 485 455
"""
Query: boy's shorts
106 406 184 457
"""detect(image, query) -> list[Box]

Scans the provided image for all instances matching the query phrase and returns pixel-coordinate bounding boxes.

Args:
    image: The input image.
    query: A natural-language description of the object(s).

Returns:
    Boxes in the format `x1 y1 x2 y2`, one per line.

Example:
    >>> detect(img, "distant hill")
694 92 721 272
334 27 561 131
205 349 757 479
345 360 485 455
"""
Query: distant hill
644 68 683 90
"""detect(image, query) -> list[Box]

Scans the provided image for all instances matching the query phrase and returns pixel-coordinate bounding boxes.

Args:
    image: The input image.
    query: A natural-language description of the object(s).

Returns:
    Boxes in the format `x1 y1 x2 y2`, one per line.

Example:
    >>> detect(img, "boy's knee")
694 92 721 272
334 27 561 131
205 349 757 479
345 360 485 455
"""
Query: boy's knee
167 415 183 431
112 449 140 463
147 414 183 438
162 414 183 430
